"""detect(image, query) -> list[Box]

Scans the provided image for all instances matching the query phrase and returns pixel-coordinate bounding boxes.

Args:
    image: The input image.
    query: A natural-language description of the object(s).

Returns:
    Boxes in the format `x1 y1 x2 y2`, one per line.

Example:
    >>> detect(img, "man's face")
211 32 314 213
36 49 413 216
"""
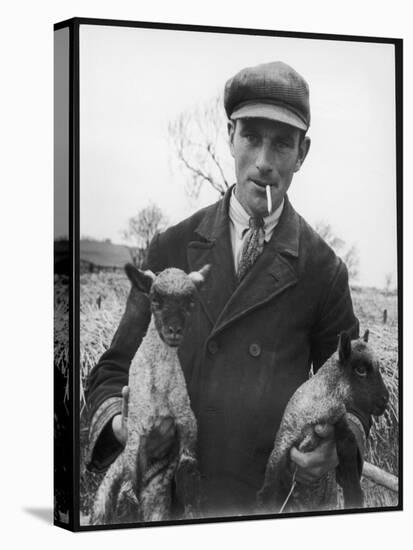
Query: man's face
228 118 310 217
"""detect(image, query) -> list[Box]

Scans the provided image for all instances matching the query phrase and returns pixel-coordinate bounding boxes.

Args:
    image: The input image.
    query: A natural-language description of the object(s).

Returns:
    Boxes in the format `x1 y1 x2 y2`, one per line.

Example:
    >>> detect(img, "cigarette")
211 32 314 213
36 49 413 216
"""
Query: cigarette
266 185 272 215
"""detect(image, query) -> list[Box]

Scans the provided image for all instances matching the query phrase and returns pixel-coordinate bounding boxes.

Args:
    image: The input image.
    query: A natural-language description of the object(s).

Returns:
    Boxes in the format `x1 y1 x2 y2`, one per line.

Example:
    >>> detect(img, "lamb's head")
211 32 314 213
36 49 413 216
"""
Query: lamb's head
337 329 389 417
125 263 210 347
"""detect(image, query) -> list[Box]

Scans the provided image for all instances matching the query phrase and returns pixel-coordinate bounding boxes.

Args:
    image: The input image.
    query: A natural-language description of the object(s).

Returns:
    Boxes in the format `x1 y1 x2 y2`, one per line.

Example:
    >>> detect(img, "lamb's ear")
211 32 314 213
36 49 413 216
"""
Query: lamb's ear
338 331 352 364
188 264 211 288
363 329 369 343
124 263 155 294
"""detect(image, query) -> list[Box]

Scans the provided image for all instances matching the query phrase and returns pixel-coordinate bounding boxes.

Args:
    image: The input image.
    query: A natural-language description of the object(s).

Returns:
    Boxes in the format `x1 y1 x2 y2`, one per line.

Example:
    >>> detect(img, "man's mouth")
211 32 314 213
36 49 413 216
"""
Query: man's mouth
250 179 275 189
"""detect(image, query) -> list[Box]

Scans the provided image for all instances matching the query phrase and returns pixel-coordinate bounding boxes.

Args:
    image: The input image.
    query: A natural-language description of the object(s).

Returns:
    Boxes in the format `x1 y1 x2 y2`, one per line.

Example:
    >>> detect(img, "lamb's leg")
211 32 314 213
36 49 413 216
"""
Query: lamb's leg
173 416 201 518
135 430 180 521
140 459 177 521
114 478 141 524
257 422 322 513
167 376 201 517
91 456 140 525
287 427 333 513
168 379 198 457
334 416 363 509
257 435 295 513
174 453 201 518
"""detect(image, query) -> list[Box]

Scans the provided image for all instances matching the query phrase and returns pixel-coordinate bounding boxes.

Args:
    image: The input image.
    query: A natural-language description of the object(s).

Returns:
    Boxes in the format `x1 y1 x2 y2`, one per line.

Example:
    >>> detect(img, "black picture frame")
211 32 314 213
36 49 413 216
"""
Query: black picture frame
54 17 403 531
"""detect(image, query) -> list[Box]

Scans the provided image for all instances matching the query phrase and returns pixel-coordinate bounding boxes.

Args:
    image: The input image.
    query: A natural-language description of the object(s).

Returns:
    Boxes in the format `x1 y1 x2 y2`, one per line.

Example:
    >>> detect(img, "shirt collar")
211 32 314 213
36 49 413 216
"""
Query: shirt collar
229 186 285 242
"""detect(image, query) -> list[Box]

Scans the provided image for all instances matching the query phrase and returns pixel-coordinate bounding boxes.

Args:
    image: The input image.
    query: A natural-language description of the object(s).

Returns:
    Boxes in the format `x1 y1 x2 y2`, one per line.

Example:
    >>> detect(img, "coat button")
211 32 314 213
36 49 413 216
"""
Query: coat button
249 343 261 357
207 340 219 355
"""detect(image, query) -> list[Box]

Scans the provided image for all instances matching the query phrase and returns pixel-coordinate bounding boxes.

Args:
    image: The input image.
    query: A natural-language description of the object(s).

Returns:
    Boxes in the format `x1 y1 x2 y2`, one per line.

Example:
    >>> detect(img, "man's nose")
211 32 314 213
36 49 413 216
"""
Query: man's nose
255 145 273 174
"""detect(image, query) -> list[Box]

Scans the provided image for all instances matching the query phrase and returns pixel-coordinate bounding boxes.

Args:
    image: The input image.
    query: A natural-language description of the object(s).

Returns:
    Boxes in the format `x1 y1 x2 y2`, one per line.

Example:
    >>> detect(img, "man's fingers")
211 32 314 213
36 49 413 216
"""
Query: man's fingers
314 423 334 438
295 470 318 485
292 440 336 464
112 414 127 445
291 448 324 484
147 416 177 458
150 437 177 459
295 470 324 485
121 386 129 422
290 446 310 468
290 437 339 486
157 416 175 436
147 418 176 459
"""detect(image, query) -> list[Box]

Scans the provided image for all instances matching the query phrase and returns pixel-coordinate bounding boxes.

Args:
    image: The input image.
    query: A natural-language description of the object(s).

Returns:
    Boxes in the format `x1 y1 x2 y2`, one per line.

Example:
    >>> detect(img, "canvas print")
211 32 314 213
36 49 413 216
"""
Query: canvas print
54 19 401 530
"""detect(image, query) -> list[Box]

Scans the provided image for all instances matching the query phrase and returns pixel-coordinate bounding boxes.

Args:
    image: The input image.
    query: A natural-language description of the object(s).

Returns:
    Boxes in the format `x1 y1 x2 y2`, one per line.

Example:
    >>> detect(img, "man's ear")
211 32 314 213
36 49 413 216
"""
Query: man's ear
227 120 235 158
294 135 311 173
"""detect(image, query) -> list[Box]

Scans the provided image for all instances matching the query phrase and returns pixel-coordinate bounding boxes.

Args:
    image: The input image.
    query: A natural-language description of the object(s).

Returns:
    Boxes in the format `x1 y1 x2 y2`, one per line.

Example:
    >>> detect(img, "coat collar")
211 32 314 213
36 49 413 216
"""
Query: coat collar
187 185 300 334
194 185 300 257
187 187 236 326
194 185 233 242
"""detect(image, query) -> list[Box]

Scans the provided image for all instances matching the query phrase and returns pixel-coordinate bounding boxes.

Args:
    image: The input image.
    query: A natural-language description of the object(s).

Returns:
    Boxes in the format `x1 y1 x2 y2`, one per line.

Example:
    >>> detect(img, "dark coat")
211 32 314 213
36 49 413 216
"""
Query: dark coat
87 189 361 516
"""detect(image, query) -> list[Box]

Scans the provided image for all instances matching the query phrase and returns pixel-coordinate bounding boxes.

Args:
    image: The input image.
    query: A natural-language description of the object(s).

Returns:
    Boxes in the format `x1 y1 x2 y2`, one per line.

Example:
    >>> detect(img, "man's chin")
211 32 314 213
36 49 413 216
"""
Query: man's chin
236 181 283 217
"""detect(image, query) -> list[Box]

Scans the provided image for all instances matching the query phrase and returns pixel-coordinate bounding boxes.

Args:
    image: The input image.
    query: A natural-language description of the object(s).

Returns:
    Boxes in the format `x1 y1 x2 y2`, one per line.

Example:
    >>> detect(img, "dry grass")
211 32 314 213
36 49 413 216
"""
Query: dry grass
54 274 400 515
350 286 399 507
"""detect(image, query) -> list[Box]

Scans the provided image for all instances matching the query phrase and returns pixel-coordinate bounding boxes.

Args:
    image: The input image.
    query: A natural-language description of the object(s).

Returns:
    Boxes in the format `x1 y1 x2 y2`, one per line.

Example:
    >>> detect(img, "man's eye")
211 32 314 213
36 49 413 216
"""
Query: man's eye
275 140 292 150
244 134 259 144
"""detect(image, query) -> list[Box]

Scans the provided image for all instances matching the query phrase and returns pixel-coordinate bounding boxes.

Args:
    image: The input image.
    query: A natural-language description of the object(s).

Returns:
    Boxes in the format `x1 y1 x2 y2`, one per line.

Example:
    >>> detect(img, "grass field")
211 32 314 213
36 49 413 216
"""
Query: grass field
349 285 399 508
54 272 400 518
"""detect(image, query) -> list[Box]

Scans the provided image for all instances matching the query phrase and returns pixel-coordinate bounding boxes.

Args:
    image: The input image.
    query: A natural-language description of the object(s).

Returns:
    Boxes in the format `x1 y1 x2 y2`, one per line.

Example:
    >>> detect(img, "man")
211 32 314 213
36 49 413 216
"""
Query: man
86 61 368 517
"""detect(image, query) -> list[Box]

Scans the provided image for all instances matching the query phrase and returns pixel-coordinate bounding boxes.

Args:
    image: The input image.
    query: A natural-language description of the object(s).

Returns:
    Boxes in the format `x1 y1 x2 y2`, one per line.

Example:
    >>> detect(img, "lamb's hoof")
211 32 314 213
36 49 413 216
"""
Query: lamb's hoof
175 456 201 518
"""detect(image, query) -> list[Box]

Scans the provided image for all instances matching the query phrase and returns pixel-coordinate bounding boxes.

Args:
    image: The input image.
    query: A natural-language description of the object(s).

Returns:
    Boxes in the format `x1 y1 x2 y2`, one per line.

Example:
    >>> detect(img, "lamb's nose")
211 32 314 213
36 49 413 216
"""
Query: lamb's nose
379 390 389 411
168 326 182 337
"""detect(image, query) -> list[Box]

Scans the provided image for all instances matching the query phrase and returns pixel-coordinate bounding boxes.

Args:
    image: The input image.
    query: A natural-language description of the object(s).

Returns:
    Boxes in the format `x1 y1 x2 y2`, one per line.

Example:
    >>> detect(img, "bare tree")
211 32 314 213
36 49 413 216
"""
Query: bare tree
122 203 168 267
315 221 359 282
168 95 233 200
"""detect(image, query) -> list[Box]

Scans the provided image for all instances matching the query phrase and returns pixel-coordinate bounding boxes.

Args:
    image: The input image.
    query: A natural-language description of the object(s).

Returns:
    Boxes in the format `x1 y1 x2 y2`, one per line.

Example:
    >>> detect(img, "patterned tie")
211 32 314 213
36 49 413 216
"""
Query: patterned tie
237 216 265 282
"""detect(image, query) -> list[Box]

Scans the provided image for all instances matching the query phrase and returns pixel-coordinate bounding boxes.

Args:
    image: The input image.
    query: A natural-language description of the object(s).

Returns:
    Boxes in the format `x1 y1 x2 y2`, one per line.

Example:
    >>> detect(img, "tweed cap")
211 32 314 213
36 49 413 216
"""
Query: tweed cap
224 61 310 131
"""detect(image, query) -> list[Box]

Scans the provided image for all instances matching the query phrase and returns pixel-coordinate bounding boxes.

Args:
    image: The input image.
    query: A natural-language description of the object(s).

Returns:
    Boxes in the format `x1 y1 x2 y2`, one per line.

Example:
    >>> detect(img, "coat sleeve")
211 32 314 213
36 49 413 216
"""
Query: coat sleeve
310 258 371 460
86 234 166 471
310 258 359 371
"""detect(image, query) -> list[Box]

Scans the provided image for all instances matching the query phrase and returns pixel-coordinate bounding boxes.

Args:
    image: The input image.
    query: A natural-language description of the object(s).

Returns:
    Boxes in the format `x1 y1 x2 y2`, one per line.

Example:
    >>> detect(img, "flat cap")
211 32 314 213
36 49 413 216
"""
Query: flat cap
224 61 310 131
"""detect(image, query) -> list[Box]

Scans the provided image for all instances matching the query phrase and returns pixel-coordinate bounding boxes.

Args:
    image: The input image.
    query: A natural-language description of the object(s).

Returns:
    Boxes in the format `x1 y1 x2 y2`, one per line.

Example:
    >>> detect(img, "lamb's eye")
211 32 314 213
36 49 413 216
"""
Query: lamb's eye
354 365 367 377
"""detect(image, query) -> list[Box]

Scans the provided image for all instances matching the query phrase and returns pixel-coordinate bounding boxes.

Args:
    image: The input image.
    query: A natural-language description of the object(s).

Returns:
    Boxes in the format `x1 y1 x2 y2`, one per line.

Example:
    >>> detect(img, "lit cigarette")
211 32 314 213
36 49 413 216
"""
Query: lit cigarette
266 185 272 215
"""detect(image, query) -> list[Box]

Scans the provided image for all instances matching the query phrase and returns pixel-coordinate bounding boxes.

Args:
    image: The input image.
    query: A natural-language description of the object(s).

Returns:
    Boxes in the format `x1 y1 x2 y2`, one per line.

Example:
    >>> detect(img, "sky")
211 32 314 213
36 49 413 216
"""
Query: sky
75 24 398 289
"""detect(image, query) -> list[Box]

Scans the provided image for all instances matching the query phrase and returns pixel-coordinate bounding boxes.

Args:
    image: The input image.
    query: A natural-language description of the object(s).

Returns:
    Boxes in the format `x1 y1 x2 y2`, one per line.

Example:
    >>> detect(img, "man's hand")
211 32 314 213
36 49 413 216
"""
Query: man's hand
112 386 130 446
146 416 177 460
290 424 339 484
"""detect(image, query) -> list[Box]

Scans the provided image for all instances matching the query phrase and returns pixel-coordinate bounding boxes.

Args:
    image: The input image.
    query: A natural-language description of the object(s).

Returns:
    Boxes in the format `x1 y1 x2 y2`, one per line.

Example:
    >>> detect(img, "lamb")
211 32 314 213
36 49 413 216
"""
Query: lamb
91 263 210 525
257 329 389 513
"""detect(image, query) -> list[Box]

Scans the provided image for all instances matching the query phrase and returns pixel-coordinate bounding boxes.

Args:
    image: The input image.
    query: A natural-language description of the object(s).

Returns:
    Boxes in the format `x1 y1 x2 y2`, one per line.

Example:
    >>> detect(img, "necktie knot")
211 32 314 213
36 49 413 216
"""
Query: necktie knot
249 216 264 230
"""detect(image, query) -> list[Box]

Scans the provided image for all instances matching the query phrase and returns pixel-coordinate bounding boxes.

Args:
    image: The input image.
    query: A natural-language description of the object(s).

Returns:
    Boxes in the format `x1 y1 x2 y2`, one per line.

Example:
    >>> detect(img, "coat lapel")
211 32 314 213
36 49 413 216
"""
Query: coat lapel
212 197 300 337
187 190 301 335
187 189 237 326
